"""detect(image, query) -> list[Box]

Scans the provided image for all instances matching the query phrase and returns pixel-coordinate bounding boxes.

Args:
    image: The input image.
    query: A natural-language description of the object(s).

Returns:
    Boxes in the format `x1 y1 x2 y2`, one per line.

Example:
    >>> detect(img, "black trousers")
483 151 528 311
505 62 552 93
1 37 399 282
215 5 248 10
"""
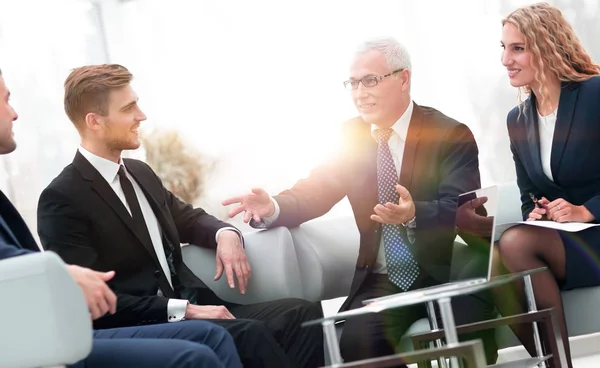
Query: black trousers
339 273 498 366
193 288 325 368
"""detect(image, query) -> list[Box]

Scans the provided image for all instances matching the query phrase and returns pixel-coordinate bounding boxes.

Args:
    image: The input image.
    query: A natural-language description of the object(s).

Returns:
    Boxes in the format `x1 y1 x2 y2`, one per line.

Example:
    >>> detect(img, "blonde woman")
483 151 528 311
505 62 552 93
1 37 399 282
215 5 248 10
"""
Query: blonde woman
498 2 600 366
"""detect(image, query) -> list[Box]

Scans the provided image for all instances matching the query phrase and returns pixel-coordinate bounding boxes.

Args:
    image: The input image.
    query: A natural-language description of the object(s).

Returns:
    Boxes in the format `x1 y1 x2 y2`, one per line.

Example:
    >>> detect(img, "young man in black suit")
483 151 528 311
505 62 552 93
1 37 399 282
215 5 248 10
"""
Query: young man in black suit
37 64 323 368
0 67 242 368
223 37 498 364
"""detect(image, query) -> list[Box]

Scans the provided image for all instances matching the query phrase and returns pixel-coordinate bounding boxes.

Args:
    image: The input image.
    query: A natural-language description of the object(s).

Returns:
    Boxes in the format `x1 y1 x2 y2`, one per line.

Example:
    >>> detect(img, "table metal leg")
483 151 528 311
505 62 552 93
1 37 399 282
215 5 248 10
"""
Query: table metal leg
437 297 461 368
323 320 343 366
541 309 568 368
427 301 448 368
524 274 547 367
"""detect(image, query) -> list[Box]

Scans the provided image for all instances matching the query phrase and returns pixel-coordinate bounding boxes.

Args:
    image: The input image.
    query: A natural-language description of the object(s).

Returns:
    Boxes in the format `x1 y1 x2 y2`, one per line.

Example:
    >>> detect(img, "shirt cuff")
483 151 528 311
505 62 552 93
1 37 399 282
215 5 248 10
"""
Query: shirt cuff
167 298 189 322
215 227 245 247
251 197 281 229
404 216 416 244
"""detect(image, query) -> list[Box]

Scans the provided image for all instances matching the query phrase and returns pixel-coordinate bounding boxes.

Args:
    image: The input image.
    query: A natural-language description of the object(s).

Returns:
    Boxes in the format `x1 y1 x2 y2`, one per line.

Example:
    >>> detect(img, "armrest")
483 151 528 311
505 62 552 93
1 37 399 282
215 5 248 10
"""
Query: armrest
290 215 359 301
0 252 92 368
182 226 304 305
494 181 525 241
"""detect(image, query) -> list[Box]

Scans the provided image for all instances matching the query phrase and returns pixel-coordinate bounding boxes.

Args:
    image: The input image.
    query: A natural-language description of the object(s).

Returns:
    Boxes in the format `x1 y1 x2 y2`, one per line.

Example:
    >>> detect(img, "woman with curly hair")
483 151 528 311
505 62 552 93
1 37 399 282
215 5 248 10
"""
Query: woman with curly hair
498 2 600 366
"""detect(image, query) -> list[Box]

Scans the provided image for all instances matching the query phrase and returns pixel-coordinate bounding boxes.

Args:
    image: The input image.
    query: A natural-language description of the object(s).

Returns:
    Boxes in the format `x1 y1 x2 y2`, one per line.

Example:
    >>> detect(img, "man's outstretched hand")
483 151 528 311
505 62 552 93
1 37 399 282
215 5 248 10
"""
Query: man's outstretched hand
371 185 415 225
222 188 274 223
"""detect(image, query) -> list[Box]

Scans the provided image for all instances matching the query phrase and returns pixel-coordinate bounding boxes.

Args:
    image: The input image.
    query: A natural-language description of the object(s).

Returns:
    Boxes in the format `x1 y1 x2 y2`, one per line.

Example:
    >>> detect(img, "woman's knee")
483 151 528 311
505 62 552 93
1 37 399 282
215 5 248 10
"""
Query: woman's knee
499 226 526 251
499 225 543 256
500 225 560 255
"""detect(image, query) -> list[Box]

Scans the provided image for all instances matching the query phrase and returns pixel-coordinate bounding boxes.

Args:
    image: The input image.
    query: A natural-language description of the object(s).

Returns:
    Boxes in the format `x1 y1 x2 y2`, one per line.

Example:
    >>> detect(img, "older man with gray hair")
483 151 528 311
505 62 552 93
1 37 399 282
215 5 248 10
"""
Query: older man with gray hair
224 37 498 364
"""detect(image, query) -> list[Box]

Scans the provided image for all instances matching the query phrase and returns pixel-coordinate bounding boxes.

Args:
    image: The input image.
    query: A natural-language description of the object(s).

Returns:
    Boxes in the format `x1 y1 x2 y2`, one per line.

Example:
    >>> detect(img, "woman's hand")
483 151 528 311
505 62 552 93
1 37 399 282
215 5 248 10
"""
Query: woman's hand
546 198 595 223
527 197 549 221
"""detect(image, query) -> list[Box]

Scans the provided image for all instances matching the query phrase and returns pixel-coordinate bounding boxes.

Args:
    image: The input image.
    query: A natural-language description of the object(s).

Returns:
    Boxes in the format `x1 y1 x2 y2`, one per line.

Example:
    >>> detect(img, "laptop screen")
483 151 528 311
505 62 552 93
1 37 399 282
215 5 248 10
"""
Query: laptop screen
449 186 499 282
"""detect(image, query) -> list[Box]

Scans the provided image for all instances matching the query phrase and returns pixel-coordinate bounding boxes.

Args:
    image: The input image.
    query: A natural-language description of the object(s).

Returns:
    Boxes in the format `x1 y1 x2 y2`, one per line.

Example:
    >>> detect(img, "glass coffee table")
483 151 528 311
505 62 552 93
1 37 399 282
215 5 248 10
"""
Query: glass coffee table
303 267 564 368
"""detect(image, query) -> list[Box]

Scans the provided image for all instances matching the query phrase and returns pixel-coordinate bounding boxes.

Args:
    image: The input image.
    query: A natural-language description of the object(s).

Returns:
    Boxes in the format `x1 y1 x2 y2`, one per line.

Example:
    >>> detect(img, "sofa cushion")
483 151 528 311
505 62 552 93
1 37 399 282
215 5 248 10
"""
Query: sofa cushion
290 216 359 301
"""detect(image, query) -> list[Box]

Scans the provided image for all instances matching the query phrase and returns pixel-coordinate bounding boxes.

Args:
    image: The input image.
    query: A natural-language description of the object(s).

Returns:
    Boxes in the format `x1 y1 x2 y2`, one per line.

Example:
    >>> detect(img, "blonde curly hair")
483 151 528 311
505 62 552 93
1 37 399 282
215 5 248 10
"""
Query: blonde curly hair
503 2 600 107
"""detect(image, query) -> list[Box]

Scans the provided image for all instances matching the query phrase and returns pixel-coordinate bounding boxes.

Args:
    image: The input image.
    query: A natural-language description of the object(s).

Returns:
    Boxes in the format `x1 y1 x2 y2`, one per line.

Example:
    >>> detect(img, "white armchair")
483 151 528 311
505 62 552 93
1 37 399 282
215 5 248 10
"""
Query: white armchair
182 226 305 305
289 216 359 301
0 252 92 368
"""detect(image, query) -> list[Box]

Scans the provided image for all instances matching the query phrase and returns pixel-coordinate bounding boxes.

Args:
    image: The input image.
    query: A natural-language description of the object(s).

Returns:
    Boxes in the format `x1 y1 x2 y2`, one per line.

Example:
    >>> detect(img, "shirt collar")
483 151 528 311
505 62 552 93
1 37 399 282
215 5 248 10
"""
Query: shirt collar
371 100 414 142
78 145 123 184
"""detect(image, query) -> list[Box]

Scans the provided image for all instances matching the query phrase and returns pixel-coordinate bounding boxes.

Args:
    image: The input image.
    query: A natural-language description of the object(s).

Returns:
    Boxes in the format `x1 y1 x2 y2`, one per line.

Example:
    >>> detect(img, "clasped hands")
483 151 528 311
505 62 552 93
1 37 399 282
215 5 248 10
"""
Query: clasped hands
66 264 117 320
528 197 594 223
370 184 415 225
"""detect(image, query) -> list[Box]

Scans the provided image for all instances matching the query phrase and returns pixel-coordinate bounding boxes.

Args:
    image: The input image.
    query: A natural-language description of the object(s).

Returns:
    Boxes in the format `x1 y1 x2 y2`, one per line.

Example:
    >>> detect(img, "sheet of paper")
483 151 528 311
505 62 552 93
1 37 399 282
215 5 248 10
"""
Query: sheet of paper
495 220 600 239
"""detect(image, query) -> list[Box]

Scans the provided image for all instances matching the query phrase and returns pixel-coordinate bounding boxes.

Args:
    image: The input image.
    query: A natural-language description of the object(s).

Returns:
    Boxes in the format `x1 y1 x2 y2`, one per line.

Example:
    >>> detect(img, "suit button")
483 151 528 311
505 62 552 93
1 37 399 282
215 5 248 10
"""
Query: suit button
154 270 160 277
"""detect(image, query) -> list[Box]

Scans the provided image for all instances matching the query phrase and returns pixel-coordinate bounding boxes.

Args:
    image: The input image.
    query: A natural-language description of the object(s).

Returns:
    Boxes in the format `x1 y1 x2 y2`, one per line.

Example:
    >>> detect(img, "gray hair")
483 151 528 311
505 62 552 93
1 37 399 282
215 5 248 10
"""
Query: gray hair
355 37 412 71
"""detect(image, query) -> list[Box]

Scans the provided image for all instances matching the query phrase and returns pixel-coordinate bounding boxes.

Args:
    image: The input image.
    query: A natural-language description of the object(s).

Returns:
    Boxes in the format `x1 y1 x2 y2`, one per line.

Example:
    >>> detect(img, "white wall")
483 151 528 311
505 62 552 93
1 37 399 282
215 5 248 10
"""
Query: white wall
0 0 598 233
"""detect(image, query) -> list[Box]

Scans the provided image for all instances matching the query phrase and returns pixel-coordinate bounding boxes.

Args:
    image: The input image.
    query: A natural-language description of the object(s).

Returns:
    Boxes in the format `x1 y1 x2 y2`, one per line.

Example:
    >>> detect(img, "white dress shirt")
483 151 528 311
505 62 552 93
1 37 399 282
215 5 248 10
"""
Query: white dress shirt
261 101 415 274
537 110 557 181
78 146 188 322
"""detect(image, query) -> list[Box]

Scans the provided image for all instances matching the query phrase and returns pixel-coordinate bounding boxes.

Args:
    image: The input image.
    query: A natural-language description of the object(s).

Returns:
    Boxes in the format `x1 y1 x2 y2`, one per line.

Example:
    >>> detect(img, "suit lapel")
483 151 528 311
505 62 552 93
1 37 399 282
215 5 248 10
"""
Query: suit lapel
399 103 423 189
550 82 580 179
124 161 179 246
524 85 579 191
72 152 160 264
0 190 39 251
523 96 544 179
362 128 382 267
0 191 22 248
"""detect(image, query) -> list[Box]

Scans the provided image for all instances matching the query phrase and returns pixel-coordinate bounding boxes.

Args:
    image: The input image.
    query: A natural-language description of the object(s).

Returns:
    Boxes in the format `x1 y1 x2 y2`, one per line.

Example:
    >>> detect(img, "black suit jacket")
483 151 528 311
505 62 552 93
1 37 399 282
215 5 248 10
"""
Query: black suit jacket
37 152 234 329
508 76 600 221
0 190 39 259
266 103 481 310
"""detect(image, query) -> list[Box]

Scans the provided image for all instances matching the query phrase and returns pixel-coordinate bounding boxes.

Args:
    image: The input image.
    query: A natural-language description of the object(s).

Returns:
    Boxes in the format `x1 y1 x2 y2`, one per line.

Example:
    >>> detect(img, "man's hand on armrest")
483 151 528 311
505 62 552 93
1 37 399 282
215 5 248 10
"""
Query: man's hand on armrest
215 230 251 294
66 264 117 320
184 304 236 320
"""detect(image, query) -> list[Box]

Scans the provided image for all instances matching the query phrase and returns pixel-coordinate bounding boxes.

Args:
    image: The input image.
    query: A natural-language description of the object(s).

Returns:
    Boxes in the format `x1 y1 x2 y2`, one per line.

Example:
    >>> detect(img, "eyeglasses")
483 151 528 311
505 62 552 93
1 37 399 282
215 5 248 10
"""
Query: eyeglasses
343 69 404 90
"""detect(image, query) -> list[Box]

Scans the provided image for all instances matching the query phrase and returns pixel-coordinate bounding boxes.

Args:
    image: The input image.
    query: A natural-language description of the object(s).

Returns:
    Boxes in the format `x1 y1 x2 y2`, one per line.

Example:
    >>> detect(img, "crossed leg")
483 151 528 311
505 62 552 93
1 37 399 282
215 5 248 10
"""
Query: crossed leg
492 225 572 368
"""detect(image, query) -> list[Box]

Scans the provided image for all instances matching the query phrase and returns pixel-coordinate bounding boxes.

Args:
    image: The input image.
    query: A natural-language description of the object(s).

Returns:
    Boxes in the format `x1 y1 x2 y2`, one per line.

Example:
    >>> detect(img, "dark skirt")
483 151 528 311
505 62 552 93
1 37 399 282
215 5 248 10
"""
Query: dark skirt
560 226 600 290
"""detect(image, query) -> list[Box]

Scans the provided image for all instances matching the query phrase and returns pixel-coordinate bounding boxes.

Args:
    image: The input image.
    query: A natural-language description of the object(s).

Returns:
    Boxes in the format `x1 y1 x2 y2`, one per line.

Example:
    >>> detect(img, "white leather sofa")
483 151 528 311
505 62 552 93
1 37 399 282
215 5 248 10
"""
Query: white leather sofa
0 252 92 368
184 181 600 354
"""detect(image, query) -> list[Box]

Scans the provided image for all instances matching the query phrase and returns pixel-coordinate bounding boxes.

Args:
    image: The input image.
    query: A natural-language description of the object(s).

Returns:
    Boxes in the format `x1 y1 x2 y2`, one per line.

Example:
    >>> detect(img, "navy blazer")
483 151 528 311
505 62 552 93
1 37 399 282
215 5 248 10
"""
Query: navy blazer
0 190 40 259
507 76 600 221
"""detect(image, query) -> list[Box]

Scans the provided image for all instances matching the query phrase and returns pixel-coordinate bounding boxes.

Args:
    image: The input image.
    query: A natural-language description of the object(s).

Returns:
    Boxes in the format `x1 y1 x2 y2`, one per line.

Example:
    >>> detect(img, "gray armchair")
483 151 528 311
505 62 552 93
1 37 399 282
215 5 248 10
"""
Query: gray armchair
0 252 92 368
182 226 305 304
